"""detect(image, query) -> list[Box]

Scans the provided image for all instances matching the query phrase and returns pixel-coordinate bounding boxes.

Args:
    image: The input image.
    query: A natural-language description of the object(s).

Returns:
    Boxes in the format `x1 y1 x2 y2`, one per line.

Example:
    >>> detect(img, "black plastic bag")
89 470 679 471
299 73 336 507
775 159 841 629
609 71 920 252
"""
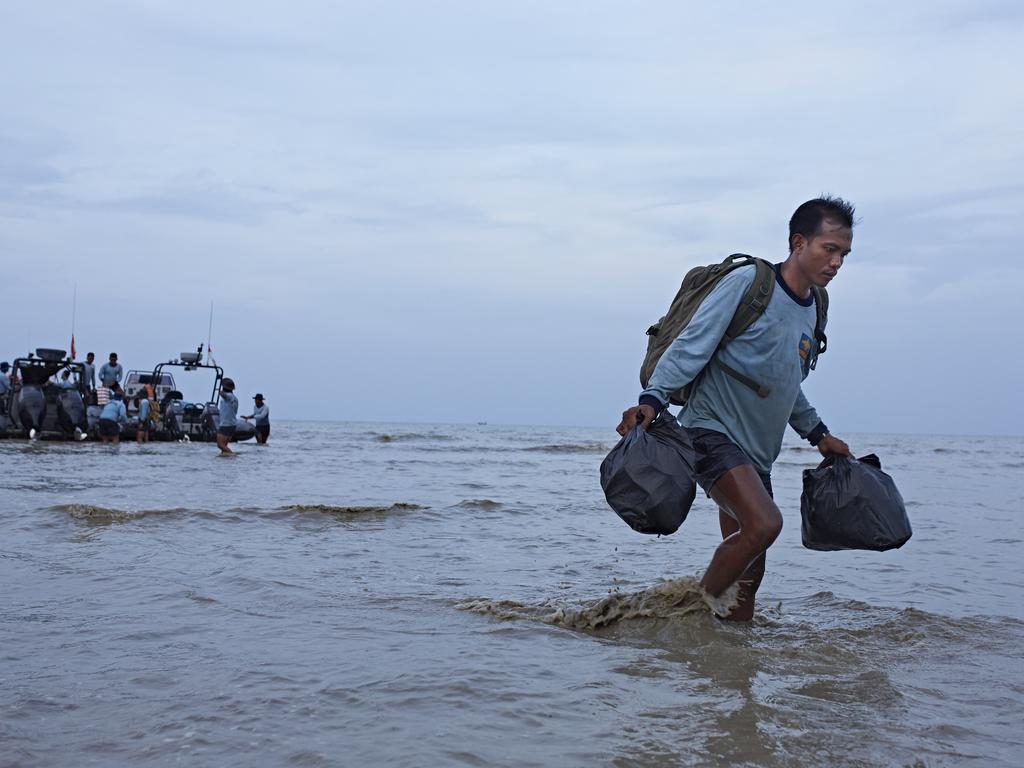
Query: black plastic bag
600 414 696 535
800 453 911 551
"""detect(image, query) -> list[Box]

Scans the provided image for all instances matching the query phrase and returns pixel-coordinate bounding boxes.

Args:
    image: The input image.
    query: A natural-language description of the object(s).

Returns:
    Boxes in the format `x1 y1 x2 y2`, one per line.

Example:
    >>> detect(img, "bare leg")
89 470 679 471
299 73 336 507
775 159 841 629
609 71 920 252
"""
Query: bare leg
216 433 232 454
716 510 767 622
700 464 782 620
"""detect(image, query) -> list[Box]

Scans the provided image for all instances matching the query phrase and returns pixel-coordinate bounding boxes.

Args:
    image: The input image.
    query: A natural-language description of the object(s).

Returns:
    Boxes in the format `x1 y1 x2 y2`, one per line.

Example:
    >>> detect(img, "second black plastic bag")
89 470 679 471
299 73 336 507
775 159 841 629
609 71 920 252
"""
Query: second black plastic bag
600 414 696 535
800 453 912 552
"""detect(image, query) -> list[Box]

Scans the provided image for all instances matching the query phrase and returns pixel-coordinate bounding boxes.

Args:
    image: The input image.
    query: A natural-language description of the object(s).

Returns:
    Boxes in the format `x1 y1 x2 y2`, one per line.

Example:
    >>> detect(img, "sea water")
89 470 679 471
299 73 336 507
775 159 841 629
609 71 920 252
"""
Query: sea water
1 423 1022 767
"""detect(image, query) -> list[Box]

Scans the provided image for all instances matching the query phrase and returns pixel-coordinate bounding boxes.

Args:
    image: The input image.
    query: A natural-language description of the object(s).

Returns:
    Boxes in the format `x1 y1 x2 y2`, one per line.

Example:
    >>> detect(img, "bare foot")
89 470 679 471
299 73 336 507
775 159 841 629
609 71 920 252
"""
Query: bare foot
702 582 740 619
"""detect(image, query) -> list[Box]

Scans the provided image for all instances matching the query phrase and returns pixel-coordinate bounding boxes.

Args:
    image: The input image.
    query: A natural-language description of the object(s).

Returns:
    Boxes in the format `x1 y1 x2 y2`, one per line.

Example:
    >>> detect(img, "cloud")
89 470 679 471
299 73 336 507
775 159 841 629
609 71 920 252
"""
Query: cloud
926 269 1024 301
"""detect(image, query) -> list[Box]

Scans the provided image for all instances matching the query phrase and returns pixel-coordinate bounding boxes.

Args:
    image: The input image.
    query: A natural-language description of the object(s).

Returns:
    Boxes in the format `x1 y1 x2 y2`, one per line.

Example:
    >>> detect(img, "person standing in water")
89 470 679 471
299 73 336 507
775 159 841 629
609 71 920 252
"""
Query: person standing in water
216 378 239 455
617 196 854 621
98 390 127 444
242 393 270 445
135 393 152 443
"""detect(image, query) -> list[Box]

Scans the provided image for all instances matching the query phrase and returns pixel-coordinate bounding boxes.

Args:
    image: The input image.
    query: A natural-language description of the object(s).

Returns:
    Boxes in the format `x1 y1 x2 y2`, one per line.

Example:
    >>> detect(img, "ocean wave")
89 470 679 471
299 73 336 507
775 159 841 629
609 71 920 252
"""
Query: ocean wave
275 503 424 516
453 499 503 510
523 443 610 454
372 432 454 443
48 504 188 523
782 592 1024 649
457 576 738 630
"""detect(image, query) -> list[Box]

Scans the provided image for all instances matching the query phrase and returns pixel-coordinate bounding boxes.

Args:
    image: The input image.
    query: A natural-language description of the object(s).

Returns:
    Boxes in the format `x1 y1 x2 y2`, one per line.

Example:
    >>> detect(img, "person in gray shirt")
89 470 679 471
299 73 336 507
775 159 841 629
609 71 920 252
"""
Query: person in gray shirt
55 369 77 389
98 352 123 389
82 352 96 393
216 378 239 455
98 391 127 444
242 393 270 445
617 196 854 622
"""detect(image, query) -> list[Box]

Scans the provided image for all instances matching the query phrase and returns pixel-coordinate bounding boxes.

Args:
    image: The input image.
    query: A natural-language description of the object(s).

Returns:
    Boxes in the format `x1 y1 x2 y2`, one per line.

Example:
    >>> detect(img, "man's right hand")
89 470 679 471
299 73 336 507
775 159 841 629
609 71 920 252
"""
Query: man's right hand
616 404 656 436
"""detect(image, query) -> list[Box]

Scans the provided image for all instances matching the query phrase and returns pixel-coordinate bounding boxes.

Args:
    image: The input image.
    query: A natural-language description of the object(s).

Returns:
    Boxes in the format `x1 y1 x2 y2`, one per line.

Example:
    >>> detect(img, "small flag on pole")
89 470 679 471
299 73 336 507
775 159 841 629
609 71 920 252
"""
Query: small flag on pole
70 334 76 360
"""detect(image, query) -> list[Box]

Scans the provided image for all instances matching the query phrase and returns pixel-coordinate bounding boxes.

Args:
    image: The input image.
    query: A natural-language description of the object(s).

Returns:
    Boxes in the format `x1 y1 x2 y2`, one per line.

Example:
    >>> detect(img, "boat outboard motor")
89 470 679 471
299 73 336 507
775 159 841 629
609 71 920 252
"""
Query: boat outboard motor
201 404 219 440
56 389 87 436
14 385 46 435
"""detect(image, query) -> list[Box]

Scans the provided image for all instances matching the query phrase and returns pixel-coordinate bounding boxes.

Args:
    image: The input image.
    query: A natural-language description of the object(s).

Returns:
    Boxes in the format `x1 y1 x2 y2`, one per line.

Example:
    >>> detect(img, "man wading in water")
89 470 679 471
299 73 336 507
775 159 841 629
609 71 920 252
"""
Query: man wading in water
216 378 239 455
617 197 854 621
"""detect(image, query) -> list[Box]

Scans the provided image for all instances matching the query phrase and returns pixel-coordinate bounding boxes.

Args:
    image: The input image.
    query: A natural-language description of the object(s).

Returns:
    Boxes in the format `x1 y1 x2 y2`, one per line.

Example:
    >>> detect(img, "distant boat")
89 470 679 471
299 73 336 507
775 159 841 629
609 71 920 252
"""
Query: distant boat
139 345 255 443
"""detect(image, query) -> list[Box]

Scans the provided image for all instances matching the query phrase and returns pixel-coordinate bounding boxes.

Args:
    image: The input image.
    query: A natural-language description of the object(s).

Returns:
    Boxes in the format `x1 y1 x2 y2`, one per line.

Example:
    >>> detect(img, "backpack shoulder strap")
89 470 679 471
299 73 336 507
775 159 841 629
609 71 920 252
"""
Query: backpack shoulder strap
724 257 774 341
711 257 776 398
810 285 829 369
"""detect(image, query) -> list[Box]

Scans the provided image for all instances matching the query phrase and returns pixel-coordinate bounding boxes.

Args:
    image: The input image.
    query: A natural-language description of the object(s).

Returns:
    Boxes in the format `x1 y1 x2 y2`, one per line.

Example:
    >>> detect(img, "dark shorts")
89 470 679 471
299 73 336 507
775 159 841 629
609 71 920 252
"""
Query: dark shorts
687 428 773 499
255 424 270 440
217 426 236 439
98 418 119 437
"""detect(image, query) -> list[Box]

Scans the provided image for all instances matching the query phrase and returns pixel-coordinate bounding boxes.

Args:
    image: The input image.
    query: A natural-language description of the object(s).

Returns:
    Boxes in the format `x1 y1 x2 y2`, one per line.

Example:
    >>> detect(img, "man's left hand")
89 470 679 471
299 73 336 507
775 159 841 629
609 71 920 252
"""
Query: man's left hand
817 434 851 458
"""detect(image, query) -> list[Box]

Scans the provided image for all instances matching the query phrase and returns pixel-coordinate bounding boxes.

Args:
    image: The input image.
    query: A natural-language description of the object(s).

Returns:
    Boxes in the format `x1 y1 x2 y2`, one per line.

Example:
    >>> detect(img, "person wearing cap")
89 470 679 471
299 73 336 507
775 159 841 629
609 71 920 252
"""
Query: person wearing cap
98 390 127 444
216 377 239 455
242 393 270 445
98 353 123 389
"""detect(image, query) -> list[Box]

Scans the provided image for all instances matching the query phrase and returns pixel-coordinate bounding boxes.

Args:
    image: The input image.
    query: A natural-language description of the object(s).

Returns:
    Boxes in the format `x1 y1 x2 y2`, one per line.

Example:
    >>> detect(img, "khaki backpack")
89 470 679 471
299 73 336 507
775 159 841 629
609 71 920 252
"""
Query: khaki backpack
640 254 828 406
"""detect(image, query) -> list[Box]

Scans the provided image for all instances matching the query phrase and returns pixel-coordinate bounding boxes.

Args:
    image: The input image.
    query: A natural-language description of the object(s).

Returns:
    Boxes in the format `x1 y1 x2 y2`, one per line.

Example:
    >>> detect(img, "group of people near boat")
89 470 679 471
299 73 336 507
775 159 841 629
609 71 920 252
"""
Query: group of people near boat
1 349 271 450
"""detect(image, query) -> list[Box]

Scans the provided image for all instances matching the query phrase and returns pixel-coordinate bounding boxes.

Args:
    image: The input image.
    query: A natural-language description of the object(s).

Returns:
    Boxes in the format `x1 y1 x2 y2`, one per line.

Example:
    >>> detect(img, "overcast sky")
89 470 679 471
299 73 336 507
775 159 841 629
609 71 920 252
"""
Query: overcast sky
2 1 1021 435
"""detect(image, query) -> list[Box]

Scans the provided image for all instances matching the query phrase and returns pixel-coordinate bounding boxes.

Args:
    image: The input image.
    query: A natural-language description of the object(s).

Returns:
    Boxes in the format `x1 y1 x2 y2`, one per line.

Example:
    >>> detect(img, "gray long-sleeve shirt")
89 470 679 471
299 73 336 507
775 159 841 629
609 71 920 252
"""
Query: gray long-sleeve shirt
247 403 269 426
98 362 123 387
641 264 825 473
218 392 239 429
99 400 127 424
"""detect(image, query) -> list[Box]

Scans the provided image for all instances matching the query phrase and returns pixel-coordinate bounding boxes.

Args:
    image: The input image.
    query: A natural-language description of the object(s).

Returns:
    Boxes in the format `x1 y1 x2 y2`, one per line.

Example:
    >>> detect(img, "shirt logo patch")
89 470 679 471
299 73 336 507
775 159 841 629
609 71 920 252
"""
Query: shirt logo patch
798 333 813 361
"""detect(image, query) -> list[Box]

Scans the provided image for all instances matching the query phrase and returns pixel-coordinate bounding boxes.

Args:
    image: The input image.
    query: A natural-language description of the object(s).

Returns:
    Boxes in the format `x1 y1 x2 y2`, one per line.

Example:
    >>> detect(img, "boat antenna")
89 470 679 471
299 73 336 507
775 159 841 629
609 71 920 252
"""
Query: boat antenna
70 283 77 359
206 300 216 366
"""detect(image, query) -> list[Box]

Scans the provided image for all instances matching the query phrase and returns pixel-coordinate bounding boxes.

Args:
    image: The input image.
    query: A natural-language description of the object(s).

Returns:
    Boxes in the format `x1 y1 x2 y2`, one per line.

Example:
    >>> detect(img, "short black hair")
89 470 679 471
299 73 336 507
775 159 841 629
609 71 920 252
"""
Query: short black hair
788 195 856 253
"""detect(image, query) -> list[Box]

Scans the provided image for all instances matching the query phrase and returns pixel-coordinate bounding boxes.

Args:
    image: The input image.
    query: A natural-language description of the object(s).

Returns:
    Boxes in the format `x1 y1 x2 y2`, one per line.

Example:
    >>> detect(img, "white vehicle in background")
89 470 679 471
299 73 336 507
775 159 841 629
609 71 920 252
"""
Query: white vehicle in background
122 370 176 405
